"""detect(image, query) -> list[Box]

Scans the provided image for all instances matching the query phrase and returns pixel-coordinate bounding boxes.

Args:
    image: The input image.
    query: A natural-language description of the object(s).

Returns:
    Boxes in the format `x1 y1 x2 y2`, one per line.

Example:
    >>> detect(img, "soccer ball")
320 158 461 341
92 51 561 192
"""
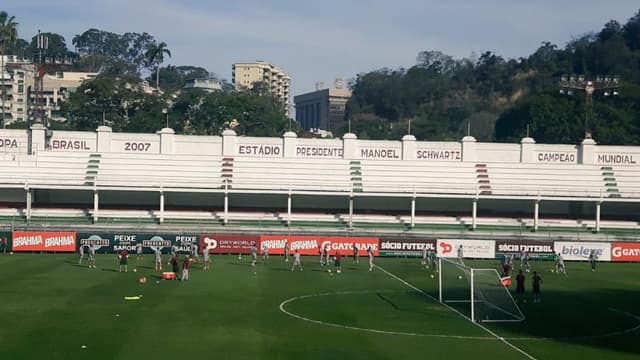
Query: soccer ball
328 269 332 273
458 275 463 279
430 274 434 278
133 268 137 273
138 276 147 284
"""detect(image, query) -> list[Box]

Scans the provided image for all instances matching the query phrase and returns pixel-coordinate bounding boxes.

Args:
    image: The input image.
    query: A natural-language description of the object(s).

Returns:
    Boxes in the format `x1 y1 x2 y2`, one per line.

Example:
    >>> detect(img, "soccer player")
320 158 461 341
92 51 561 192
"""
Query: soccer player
502 256 513 277
319 246 325 266
170 253 179 274
367 245 374 271
170 244 178 258
191 243 199 262
334 252 343 273
181 255 190 281
515 269 525 303
203 247 211 270
251 244 258 267
78 244 86 265
521 250 531 273
88 245 96 269
421 246 428 265
284 241 290 262
136 242 143 260
555 253 567 276
262 244 269 262
1 236 7 254
532 271 543 303
352 243 359 264
322 245 330 266
589 250 598 272
457 245 464 260
118 250 129 273
154 248 163 272
291 250 302 271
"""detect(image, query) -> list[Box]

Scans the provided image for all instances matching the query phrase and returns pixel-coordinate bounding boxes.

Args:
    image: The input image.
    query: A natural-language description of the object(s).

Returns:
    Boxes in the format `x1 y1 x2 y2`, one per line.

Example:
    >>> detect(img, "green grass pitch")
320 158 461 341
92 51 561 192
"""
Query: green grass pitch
0 253 638 359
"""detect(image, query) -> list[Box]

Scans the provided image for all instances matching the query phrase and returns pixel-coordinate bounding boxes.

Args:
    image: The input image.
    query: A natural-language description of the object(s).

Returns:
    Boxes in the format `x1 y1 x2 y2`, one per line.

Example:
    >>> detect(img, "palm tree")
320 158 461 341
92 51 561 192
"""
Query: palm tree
145 41 171 90
0 11 19 128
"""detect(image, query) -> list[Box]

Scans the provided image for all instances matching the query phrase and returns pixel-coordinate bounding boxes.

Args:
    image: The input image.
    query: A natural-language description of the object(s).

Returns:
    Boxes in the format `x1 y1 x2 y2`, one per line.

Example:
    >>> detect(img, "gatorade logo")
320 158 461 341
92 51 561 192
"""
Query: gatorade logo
439 242 453 254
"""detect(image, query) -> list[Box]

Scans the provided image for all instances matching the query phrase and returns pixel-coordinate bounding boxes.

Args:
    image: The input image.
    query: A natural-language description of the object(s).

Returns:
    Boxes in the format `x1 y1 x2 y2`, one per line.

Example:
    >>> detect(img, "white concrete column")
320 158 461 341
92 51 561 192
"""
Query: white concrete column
472 199 477 230
520 137 536 163
283 131 297 158
580 138 597 165
30 123 46 154
595 202 601 233
410 196 416 228
96 125 112 153
461 136 477 162
93 190 99 223
26 188 32 221
342 133 358 159
402 135 416 160
222 129 237 157
159 191 165 224
534 200 540 231
158 128 175 155
224 192 229 225
287 191 292 226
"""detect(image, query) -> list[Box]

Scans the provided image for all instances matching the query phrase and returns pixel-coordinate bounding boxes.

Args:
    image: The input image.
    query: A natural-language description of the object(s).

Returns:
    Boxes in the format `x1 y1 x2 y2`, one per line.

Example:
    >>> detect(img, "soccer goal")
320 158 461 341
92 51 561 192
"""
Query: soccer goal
438 257 525 323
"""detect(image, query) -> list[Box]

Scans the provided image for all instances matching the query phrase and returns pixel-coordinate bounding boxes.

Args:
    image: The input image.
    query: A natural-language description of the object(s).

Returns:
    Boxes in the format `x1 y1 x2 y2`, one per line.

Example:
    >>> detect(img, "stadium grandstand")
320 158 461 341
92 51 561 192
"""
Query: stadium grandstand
0 124 638 237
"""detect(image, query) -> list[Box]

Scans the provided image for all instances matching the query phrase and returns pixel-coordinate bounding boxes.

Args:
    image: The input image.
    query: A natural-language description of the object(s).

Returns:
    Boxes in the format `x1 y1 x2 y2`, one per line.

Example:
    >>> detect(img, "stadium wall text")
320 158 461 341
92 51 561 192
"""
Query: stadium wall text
1 127 639 165
8 231 640 262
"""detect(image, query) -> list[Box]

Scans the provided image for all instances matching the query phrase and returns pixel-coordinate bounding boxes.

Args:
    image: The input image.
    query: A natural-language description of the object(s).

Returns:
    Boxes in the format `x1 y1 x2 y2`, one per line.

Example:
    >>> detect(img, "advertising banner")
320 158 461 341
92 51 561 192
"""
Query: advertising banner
495 240 555 260
611 243 640 262
200 234 259 254
259 235 379 256
436 239 495 259
12 231 76 252
554 241 612 261
77 233 198 253
378 238 436 257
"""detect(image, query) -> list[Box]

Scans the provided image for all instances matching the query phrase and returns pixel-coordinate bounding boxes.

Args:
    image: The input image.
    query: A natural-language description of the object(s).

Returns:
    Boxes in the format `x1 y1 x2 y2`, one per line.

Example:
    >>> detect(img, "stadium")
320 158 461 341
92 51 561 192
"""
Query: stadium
1 124 639 360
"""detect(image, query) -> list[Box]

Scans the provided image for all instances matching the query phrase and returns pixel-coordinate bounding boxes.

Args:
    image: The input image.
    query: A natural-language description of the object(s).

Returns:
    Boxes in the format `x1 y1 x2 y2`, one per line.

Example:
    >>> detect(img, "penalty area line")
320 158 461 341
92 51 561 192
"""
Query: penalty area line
374 264 538 360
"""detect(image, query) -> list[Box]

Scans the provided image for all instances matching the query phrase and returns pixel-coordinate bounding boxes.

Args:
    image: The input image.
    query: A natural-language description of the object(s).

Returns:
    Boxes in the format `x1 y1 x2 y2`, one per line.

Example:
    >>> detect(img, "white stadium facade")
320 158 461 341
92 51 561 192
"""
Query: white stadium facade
0 123 639 238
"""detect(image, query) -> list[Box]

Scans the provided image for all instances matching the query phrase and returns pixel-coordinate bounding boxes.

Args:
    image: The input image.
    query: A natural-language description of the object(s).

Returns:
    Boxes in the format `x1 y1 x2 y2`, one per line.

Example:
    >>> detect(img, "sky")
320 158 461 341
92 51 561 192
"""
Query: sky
3 0 640 98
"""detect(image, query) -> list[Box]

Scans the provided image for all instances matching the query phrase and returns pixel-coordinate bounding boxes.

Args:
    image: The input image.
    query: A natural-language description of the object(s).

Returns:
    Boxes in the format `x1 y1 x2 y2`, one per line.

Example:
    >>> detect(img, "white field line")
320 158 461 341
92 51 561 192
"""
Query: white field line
375 264 538 360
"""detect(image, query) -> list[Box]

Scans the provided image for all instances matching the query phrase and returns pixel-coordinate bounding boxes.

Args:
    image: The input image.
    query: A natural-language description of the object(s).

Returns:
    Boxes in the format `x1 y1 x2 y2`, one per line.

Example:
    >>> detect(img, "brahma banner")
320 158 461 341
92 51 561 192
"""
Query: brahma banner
200 234 259 254
12 231 76 252
554 241 611 261
259 235 379 256
436 239 495 259
611 243 640 262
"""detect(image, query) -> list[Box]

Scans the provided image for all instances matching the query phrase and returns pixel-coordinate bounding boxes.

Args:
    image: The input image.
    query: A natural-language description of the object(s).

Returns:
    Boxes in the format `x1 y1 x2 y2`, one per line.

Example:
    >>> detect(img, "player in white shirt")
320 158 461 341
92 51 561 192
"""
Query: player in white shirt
136 242 143 260
251 244 258 267
202 247 211 270
555 253 567 276
154 248 163 271
88 246 96 269
78 245 86 265
457 245 464 260
367 246 374 271
284 241 290 262
191 243 199 262
262 244 269 262
421 247 428 265
291 251 302 271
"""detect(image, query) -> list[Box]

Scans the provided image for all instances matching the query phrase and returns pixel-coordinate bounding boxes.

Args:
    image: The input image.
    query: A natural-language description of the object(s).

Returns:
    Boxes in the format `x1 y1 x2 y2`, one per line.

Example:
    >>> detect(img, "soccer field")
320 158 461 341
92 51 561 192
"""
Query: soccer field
0 253 638 360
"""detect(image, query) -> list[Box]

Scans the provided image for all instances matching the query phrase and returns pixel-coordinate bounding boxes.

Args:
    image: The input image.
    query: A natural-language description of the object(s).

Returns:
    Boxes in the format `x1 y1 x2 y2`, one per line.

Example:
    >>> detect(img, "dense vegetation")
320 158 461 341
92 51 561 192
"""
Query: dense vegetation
347 9 640 144
2 9 640 143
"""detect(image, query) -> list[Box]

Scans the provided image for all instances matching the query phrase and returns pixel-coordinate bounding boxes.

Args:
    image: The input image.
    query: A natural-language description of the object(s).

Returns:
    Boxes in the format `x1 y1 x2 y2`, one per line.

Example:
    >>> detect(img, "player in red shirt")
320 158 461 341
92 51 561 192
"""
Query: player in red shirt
334 252 343 273
118 250 129 273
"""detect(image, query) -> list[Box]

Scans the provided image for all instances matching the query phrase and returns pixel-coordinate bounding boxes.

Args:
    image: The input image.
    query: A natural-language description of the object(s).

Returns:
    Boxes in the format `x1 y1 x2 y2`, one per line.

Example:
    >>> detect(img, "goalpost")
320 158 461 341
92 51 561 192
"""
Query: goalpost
438 257 525 323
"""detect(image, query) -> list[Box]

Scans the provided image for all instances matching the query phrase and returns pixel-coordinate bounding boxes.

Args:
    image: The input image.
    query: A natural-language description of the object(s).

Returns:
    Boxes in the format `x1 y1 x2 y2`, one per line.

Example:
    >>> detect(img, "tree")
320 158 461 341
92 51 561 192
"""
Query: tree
145 41 171 89
0 11 19 128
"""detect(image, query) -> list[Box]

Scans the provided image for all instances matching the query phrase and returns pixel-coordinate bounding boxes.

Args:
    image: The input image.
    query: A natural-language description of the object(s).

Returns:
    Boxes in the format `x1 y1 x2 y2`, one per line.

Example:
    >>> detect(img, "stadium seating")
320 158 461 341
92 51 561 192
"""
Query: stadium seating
0 152 89 187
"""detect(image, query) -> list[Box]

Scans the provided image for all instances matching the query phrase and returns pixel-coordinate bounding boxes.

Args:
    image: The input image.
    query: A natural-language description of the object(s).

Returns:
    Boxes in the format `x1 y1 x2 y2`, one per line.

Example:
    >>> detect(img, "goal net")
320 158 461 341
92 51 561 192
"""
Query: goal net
438 257 524 323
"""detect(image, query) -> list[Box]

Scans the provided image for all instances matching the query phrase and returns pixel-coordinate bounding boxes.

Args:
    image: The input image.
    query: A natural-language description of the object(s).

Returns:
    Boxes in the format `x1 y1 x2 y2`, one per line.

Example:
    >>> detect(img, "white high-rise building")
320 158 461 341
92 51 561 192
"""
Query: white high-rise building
232 61 291 116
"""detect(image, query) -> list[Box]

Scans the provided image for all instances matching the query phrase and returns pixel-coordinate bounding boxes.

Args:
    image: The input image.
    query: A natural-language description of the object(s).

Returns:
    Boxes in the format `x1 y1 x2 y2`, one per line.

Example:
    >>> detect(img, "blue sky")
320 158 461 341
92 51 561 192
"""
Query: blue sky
4 0 640 97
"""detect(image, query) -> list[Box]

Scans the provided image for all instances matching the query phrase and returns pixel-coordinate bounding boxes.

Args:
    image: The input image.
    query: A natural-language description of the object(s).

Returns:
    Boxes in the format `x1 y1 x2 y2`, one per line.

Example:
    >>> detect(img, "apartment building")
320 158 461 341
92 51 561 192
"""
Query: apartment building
294 80 352 134
232 61 291 115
